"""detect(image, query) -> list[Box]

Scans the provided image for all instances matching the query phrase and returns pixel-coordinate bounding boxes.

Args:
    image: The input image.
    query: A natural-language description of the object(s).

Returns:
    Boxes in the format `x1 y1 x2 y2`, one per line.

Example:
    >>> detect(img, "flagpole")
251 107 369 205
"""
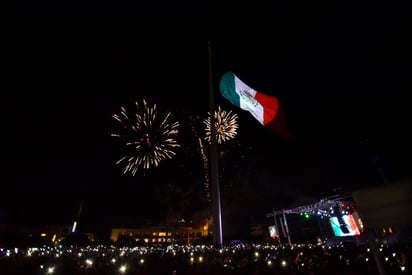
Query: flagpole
208 40 223 248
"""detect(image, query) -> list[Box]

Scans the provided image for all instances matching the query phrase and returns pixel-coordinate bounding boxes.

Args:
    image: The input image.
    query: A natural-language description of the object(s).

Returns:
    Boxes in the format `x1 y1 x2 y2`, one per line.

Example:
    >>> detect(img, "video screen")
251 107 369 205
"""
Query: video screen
268 225 279 238
329 214 361 237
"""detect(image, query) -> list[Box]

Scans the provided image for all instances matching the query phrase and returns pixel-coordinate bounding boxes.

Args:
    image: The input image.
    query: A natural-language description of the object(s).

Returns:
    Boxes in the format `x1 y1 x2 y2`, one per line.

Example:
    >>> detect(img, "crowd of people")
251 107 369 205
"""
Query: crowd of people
0 240 410 274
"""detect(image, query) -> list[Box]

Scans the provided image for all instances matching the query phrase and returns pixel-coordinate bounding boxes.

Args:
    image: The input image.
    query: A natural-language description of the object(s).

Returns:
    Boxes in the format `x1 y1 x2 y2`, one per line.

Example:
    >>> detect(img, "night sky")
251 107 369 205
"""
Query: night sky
3 2 411 237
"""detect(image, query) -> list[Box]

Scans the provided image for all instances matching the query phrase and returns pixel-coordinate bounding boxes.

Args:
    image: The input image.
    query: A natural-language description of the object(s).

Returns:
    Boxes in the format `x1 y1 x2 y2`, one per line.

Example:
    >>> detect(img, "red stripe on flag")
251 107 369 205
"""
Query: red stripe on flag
254 91 278 125
266 104 292 139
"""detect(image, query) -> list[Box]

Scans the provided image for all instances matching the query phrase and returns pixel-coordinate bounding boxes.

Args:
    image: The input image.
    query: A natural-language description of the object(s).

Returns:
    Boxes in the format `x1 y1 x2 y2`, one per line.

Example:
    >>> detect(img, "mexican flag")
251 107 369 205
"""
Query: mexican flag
219 71 291 139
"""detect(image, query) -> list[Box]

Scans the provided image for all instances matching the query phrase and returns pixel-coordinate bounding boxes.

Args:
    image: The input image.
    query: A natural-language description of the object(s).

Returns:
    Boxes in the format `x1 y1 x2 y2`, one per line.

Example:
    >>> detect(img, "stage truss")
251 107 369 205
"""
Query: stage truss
265 193 359 245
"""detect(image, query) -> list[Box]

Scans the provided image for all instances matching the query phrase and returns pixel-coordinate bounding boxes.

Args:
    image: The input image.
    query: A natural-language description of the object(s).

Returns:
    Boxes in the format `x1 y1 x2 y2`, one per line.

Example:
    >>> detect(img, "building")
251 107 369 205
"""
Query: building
111 221 209 246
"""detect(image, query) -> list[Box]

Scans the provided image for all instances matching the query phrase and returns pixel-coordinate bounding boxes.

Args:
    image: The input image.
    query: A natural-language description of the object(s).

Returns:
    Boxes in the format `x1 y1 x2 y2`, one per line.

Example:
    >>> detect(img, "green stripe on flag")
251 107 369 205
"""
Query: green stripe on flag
219 71 241 107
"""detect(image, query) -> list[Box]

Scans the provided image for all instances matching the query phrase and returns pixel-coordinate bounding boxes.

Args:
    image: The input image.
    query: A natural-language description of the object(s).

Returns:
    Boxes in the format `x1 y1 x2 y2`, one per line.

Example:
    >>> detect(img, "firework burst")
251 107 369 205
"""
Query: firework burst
111 99 180 176
204 106 238 144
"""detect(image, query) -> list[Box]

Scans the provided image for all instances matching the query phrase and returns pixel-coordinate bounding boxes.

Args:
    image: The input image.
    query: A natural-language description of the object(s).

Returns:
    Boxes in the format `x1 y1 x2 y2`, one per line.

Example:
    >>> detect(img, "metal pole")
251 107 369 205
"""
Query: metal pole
366 228 387 275
273 209 281 245
282 210 292 246
208 41 223 248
